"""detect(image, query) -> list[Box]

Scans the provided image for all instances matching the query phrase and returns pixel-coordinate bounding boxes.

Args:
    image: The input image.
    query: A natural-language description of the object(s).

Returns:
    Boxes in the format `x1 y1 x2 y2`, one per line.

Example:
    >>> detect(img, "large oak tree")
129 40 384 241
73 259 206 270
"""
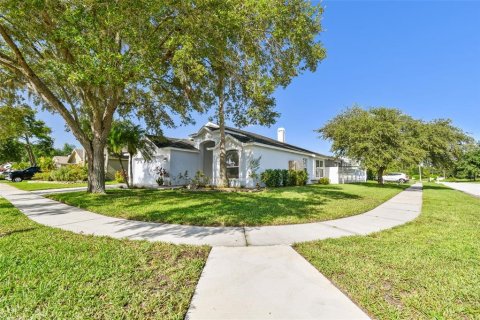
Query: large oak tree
318 106 470 183
0 1 225 192
204 0 326 186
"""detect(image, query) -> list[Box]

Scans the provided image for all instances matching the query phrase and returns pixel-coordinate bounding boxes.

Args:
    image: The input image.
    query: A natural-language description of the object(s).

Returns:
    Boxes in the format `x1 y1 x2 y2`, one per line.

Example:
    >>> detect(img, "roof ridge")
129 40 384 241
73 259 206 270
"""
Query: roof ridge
223 126 330 158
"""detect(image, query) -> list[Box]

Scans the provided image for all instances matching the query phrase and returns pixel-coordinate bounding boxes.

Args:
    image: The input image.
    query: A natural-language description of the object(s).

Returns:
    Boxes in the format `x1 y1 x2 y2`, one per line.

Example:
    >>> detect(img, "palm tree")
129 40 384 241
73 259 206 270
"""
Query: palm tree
108 120 155 188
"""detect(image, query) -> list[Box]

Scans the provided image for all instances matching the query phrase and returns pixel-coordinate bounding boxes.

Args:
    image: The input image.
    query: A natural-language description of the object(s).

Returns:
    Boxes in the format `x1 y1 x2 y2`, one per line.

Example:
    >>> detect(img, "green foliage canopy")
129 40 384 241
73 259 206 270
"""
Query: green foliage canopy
318 106 471 183
0 104 54 164
0 0 232 191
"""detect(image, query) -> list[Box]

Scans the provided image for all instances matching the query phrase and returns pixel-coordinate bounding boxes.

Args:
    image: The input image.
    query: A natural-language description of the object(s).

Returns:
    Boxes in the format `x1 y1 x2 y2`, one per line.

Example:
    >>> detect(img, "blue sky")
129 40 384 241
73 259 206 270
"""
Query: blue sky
39 0 480 155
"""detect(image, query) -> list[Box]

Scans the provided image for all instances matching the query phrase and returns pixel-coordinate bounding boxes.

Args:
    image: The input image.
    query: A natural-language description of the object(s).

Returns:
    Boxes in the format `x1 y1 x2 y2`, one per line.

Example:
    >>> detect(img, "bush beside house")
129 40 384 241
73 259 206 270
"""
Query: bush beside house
318 177 330 185
261 169 308 187
115 170 127 183
32 164 88 182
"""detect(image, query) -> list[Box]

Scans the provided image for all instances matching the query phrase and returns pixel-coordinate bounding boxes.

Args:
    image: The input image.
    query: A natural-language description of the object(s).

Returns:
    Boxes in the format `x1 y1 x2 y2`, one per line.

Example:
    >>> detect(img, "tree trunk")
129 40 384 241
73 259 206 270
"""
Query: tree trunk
217 77 228 188
118 154 130 188
129 153 134 187
24 135 36 166
377 167 385 184
86 139 107 193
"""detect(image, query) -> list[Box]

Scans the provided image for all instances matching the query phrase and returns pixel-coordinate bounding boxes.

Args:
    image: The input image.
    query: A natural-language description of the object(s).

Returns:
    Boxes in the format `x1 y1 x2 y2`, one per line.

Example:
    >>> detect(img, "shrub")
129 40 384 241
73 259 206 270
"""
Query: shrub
33 171 53 181
261 169 308 187
50 165 88 182
38 157 55 171
0 174 5 180
260 170 271 187
191 171 210 188
287 170 297 186
318 177 330 185
115 170 127 183
12 161 31 170
297 170 308 186
281 169 289 187
261 169 283 187
273 170 283 187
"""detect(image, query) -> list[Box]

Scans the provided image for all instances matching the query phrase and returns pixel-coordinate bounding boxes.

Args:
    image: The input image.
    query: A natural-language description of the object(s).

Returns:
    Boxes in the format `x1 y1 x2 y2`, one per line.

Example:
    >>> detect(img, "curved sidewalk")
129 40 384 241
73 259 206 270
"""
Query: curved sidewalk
0 183 422 247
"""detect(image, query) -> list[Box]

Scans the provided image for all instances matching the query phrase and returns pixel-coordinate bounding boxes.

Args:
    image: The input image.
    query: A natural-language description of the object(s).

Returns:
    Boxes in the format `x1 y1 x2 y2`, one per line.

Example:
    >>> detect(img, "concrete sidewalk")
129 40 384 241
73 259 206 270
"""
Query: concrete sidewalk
186 246 369 320
442 182 480 198
0 183 422 247
0 183 423 320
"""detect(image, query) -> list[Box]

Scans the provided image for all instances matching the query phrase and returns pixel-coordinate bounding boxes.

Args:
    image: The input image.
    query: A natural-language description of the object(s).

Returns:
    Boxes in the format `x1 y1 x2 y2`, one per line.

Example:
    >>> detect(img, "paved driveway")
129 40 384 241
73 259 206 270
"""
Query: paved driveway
442 182 480 198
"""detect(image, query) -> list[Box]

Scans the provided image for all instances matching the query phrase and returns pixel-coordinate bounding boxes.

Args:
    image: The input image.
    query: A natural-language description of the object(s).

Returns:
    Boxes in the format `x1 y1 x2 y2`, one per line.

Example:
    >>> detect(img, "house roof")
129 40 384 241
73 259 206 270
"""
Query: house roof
73 148 85 159
209 126 332 158
52 156 69 164
147 135 198 151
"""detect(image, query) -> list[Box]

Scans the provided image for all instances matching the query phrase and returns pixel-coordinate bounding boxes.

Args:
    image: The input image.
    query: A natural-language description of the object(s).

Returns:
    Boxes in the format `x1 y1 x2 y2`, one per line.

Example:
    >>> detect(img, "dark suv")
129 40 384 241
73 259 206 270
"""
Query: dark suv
6 166 41 182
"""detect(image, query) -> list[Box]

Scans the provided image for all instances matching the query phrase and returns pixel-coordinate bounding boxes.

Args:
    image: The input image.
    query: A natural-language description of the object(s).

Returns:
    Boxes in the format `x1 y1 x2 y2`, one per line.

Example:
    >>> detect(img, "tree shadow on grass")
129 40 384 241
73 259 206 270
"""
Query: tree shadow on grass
349 182 410 190
106 187 364 226
47 185 388 226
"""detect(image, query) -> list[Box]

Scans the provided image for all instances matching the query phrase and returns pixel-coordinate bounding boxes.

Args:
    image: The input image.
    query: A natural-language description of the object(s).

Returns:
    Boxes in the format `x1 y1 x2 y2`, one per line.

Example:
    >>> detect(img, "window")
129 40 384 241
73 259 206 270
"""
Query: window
315 159 324 178
226 150 239 179
302 158 308 170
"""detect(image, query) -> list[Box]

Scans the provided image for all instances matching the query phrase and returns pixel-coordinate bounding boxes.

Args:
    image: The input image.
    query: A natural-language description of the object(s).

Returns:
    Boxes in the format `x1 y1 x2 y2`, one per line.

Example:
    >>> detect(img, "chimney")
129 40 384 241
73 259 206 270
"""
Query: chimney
277 128 286 143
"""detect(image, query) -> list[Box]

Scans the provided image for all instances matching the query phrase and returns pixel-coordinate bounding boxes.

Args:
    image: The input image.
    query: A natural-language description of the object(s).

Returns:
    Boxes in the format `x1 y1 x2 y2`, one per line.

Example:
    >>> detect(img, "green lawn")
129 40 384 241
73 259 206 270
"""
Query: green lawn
47 182 409 226
296 184 480 319
0 197 209 319
0 180 118 191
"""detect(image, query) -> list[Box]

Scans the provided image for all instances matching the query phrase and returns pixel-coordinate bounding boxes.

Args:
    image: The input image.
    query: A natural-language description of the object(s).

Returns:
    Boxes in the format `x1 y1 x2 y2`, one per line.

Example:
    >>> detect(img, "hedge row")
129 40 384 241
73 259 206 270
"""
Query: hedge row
33 165 88 182
260 169 308 187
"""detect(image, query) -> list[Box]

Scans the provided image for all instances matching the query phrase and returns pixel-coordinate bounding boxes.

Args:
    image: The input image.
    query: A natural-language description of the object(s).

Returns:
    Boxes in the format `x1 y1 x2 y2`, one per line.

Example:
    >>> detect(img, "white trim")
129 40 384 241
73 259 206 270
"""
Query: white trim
243 142 329 159
189 125 214 138
168 147 199 153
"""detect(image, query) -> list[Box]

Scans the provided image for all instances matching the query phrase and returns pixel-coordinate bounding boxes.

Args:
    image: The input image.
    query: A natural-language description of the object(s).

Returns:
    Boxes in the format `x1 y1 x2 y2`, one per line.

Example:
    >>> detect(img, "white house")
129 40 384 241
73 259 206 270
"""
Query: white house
131 122 366 187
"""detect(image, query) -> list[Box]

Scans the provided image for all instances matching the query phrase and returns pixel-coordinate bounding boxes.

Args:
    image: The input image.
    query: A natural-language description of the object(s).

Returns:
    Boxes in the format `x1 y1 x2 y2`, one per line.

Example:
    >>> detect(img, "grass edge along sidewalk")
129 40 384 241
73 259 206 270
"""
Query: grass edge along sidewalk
0 197 209 319
296 183 480 319
47 182 409 227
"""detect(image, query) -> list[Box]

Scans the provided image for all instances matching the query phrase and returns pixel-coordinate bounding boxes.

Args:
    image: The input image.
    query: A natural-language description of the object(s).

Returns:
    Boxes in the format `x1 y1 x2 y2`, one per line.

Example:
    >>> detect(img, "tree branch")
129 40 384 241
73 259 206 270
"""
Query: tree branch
0 23 90 148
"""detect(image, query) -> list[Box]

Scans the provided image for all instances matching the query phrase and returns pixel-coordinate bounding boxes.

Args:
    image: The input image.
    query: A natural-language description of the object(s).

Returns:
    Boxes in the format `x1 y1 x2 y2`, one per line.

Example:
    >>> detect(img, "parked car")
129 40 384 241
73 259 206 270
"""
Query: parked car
5 166 41 182
382 172 409 183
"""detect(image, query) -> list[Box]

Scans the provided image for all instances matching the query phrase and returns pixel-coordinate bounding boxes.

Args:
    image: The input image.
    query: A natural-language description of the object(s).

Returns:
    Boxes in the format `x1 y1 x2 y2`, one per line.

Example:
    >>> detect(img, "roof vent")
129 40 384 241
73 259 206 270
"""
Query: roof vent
277 128 286 143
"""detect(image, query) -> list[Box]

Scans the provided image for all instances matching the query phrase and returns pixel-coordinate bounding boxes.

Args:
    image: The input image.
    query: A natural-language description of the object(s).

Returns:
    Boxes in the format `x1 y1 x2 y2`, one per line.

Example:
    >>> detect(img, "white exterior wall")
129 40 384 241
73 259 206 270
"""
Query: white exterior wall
326 167 339 184
132 148 171 187
131 124 347 187
248 145 321 187
169 149 200 185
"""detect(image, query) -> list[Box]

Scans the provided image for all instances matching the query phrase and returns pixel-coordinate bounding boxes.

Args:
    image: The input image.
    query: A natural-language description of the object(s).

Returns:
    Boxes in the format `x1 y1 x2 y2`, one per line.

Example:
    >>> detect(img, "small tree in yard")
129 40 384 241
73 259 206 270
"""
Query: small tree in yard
0 104 54 166
108 120 155 188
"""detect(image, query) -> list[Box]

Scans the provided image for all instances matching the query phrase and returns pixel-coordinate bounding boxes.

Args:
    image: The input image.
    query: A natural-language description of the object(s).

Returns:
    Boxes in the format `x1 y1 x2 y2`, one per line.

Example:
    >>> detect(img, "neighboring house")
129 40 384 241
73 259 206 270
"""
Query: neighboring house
53 148 128 180
68 148 86 165
132 122 366 187
52 156 69 168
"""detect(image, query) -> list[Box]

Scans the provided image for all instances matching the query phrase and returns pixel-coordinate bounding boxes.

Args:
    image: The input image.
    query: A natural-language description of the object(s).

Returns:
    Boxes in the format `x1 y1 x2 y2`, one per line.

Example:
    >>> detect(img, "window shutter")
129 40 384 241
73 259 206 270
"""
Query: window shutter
288 160 296 170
